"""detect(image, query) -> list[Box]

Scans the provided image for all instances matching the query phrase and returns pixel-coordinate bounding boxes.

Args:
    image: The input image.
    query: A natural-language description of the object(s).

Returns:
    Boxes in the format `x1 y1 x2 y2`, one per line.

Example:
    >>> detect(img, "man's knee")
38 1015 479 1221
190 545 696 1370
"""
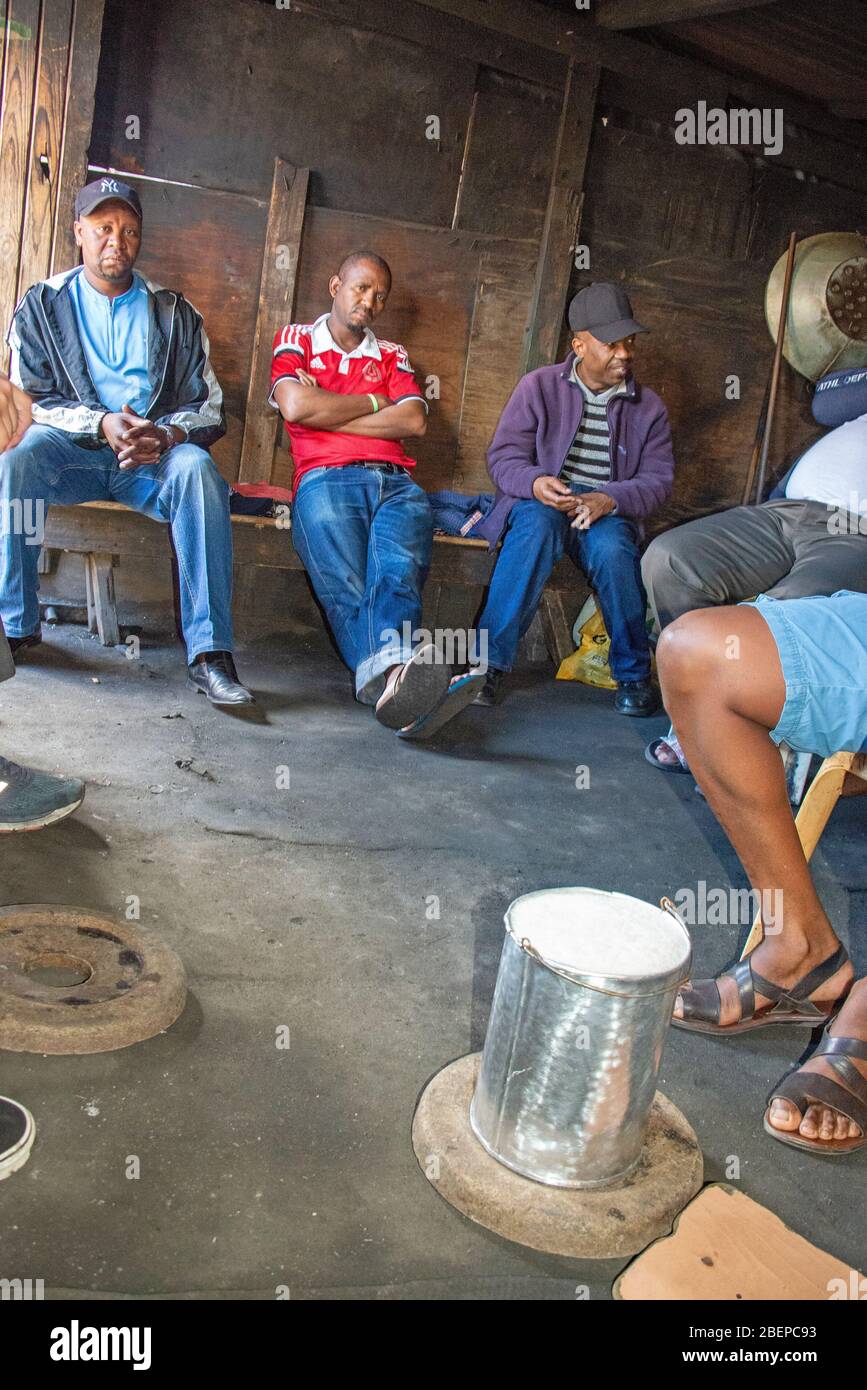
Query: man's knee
510 499 566 549
640 529 676 589
656 609 725 700
0 428 51 493
164 444 226 493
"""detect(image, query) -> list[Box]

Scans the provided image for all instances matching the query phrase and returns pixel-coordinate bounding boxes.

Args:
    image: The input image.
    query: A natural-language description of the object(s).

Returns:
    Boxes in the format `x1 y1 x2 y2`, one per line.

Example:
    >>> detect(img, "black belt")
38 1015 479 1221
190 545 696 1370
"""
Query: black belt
352 461 407 474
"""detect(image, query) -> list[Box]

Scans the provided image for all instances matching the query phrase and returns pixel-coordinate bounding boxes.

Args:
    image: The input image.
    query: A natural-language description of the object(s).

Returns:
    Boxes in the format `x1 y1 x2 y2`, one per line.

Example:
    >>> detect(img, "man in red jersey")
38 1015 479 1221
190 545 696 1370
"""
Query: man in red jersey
270 251 483 738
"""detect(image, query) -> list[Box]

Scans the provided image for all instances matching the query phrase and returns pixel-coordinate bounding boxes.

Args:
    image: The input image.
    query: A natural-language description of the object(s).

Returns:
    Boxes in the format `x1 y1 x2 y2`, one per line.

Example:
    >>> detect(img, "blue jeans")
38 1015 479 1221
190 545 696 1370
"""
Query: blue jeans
476 496 651 682
291 465 433 703
0 425 234 661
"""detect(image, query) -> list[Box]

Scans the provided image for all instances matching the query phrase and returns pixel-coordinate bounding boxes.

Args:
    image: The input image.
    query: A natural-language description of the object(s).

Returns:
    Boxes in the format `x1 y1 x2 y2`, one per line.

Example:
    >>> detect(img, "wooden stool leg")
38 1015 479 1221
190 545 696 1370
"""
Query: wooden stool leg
741 752 856 958
540 590 576 667
85 556 97 634
86 552 121 646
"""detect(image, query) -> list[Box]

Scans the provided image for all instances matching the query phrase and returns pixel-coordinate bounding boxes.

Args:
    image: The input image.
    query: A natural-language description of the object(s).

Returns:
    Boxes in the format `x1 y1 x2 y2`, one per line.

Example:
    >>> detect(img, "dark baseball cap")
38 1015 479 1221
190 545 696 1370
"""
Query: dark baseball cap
568 282 646 342
75 176 142 222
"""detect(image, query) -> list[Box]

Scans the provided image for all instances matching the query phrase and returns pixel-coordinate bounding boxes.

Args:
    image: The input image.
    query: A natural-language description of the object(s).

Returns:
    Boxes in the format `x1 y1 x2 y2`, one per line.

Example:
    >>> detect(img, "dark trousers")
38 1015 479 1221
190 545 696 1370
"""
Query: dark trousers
642 498 867 630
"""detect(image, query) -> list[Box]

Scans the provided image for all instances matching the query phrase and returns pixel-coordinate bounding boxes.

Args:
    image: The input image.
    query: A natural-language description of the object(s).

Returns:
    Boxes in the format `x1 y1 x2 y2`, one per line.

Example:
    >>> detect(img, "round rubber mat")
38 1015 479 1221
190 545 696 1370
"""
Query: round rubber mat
0 904 187 1054
412 1052 704 1258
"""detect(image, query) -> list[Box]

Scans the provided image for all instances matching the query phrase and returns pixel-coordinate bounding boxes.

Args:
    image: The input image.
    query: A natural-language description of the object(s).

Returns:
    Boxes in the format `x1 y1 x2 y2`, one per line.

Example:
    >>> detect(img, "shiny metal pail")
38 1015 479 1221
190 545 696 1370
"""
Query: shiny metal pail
469 888 692 1188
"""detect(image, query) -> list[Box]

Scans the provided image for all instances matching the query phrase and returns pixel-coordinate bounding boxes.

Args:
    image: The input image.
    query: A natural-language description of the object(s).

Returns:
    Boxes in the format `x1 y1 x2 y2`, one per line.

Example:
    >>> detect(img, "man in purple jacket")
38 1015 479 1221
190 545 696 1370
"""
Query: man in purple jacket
473 283 674 715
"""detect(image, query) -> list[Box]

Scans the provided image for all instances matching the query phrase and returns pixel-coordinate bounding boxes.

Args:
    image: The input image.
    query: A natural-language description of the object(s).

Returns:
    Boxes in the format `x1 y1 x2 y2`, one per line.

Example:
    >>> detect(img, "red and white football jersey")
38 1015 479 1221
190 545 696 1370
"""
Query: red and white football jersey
269 313 427 493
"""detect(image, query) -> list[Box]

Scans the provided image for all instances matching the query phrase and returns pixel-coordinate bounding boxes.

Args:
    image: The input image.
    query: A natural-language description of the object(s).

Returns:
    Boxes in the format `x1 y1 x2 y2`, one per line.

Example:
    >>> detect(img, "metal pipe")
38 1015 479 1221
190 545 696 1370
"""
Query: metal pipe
753 231 798 505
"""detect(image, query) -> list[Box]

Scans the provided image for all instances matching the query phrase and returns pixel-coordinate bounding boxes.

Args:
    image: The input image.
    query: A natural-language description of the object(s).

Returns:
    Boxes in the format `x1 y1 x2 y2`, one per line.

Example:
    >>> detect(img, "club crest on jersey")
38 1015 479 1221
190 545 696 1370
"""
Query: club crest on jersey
362 360 382 384
309 356 325 370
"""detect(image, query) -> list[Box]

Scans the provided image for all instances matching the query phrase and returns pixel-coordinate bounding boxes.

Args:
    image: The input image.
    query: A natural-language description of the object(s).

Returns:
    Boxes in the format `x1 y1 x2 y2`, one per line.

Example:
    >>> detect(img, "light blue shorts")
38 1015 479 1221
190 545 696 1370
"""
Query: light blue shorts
744 590 867 757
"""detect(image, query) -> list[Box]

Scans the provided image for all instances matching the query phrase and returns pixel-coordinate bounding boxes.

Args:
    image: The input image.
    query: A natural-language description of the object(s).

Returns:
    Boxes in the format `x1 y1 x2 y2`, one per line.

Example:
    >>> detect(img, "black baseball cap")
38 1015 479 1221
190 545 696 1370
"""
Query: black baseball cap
75 176 142 222
568 282 646 342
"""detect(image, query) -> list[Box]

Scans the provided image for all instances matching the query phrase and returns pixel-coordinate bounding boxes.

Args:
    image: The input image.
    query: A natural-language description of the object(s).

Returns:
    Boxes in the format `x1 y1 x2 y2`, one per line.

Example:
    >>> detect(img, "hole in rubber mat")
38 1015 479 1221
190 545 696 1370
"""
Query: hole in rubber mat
23 953 93 988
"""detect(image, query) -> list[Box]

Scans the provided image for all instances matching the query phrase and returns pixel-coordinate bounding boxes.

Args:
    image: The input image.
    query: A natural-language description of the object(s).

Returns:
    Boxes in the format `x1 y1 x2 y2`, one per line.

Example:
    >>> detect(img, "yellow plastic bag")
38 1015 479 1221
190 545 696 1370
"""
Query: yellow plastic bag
556 595 617 690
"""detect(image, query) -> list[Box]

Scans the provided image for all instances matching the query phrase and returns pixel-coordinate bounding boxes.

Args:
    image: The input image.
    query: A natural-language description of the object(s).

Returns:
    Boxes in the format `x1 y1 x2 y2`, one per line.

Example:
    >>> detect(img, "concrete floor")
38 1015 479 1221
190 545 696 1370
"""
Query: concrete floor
1 612 865 1299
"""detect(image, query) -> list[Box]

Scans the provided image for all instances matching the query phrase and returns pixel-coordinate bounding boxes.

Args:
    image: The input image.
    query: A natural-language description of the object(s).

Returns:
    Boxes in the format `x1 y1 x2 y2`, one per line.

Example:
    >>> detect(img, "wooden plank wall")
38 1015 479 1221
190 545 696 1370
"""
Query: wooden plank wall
88 0 560 494
0 0 104 369
16 0 867 521
0 0 44 358
125 177 268 482
572 71 867 533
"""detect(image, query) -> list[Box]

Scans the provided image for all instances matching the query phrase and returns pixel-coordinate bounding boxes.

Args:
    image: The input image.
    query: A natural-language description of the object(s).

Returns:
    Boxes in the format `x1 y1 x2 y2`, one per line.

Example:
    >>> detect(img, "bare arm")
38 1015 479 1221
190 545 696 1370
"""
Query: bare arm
336 399 427 440
273 378 389 431
0 373 32 452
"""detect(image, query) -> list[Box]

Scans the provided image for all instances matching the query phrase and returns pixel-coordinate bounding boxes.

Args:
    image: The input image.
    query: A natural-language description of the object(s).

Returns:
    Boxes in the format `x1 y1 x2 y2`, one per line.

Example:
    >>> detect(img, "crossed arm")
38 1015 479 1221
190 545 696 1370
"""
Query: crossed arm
273 371 426 440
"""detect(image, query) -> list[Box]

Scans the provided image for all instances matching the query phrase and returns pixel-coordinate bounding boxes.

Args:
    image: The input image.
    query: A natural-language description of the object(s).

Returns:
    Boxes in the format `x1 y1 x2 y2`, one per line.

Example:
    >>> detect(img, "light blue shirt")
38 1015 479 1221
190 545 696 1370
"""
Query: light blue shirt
68 270 151 415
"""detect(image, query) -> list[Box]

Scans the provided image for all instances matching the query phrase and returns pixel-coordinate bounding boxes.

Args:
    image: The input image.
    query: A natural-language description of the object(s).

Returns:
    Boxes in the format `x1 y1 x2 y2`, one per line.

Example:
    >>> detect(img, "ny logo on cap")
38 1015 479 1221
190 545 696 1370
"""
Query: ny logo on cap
100 178 120 194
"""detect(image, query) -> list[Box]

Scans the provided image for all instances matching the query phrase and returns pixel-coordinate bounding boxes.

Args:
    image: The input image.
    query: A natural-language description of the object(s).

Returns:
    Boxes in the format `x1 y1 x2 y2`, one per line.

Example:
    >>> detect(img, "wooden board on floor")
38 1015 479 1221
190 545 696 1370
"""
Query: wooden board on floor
614 1183 863 1301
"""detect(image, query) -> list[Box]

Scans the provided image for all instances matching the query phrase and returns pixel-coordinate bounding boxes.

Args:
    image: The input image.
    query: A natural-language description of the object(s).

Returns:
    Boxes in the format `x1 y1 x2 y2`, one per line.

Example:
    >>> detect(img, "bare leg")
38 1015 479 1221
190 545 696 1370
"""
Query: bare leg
657 607 862 1142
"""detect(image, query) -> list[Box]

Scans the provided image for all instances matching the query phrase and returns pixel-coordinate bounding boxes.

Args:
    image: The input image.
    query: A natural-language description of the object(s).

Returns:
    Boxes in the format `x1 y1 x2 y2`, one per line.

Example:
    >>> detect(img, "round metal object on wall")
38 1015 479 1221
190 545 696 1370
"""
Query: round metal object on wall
0 905 186 1054
765 232 867 382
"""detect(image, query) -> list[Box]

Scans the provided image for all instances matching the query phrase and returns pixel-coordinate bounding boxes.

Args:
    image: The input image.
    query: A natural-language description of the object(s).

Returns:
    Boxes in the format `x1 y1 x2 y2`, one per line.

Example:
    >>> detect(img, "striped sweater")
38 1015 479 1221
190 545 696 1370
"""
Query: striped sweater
559 365 626 488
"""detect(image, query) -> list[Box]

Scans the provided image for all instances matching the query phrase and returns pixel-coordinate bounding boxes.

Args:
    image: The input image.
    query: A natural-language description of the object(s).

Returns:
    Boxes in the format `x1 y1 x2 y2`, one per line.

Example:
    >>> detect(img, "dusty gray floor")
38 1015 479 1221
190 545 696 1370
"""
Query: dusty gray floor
1 614 865 1300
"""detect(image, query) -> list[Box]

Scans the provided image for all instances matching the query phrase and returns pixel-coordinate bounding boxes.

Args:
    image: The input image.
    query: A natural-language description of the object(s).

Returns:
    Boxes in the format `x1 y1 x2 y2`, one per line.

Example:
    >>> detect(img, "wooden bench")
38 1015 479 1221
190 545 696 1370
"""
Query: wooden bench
40 501 587 664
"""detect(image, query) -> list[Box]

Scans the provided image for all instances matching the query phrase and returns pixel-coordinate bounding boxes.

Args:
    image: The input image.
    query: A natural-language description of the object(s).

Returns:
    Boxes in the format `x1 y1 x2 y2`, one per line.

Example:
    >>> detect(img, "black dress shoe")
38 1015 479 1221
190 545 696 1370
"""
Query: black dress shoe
7 630 42 660
188 652 255 706
473 668 503 707
614 679 660 717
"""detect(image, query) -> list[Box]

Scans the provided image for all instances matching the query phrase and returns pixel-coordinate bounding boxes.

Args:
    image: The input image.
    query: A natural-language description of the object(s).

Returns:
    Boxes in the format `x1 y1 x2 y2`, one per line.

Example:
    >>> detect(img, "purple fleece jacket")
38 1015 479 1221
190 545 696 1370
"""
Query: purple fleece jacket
475 352 675 548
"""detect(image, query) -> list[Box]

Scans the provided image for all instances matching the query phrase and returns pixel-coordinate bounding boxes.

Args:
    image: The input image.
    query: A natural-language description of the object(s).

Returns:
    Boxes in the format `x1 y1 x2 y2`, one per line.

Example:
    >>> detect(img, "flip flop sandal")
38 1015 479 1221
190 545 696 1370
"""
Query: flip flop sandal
644 736 690 775
671 942 852 1036
397 668 487 741
763 1030 867 1155
374 642 452 731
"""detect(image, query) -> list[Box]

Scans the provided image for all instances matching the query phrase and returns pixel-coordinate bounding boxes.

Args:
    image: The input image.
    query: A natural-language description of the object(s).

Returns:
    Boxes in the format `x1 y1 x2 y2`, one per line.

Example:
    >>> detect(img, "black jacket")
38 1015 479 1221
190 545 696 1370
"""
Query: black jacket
7 267 225 449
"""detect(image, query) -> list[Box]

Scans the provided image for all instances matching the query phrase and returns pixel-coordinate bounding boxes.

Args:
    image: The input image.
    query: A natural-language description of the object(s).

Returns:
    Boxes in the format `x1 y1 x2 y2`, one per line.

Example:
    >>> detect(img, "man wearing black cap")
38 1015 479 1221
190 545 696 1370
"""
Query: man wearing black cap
473 282 675 714
2 177 252 705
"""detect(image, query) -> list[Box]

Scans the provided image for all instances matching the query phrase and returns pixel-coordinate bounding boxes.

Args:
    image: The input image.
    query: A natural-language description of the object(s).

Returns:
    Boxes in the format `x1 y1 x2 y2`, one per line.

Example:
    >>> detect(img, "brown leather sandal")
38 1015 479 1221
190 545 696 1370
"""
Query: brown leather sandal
671 943 852 1036
763 1029 867 1155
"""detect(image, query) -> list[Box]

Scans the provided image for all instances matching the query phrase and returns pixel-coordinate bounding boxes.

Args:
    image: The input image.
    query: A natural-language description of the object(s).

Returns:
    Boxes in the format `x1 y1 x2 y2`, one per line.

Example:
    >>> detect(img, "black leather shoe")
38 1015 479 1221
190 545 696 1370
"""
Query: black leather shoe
7 630 42 661
614 679 659 717
473 668 503 707
188 652 255 706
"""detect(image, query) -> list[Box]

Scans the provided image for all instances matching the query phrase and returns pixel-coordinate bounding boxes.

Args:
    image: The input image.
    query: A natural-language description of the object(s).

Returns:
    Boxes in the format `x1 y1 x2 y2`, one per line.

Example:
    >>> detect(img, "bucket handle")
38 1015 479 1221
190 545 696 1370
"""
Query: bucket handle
659 895 693 982
517 905 692 999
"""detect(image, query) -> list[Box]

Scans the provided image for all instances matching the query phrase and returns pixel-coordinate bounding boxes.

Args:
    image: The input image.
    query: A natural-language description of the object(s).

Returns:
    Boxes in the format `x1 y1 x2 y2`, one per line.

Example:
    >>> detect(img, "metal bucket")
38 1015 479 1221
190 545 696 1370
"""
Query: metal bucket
470 888 691 1188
